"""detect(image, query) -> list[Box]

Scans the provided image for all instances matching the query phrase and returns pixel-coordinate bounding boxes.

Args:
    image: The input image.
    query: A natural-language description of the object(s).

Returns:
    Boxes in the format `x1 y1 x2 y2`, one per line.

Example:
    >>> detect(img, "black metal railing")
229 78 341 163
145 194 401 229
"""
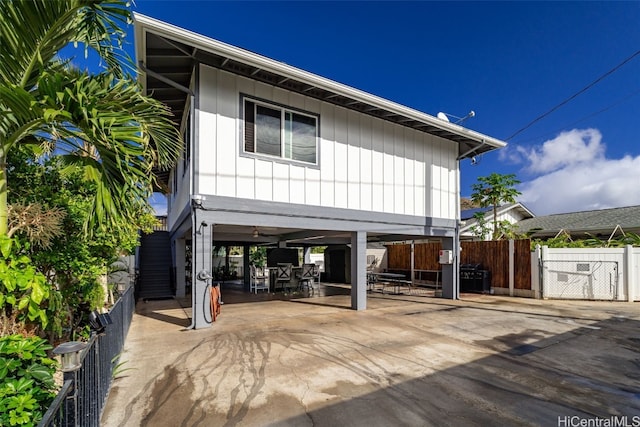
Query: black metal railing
153 215 168 231
38 286 135 427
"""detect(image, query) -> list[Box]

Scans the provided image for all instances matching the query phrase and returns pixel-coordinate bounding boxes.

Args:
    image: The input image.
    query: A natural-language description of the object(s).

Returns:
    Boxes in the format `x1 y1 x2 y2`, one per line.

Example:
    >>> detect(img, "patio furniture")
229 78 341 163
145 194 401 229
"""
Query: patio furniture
275 263 293 293
250 265 269 294
367 272 412 294
297 263 317 294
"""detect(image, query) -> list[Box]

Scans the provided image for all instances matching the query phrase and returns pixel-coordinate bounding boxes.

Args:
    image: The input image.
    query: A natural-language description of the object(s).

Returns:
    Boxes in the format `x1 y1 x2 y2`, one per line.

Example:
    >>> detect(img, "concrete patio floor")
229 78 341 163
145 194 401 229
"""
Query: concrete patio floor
101 285 640 426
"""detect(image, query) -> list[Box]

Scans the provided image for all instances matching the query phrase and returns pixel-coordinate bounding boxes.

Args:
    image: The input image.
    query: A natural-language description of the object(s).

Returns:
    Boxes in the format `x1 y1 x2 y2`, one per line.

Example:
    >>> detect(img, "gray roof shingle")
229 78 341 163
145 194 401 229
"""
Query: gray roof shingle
517 205 640 237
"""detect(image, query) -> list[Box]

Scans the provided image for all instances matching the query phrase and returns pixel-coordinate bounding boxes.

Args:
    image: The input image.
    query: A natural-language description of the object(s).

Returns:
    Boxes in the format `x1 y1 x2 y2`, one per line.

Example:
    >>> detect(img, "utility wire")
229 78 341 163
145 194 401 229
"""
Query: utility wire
505 49 640 142
514 87 640 145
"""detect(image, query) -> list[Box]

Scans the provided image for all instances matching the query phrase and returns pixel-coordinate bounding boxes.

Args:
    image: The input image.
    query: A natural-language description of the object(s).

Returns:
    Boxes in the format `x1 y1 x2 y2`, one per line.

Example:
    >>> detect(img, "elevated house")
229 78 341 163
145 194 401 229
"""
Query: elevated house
133 14 507 328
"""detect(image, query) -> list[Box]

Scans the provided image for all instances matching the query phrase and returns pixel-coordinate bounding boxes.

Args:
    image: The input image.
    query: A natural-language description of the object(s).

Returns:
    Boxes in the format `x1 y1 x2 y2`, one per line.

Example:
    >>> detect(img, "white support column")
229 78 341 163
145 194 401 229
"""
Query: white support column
509 239 515 297
540 245 549 299
175 238 186 298
625 245 634 302
304 247 312 264
243 244 250 290
350 231 367 311
532 245 541 299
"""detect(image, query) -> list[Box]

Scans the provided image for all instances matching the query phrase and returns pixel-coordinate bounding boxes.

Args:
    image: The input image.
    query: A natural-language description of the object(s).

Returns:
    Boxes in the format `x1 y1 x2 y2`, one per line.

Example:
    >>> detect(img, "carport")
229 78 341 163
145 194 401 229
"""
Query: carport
171 196 460 329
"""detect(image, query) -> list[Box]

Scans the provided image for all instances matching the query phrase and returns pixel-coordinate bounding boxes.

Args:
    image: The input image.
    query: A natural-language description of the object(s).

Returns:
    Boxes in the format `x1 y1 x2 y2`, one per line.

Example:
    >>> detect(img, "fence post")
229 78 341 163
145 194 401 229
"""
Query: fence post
540 246 549 298
508 240 515 297
531 245 541 299
63 371 78 427
410 241 415 287
52 341 87 427
625 245 634 302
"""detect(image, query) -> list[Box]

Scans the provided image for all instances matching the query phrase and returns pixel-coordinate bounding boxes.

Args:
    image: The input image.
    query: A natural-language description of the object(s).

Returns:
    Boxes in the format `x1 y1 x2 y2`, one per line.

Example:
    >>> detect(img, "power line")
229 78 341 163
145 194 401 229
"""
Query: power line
505 49 640 142
513 87 640 145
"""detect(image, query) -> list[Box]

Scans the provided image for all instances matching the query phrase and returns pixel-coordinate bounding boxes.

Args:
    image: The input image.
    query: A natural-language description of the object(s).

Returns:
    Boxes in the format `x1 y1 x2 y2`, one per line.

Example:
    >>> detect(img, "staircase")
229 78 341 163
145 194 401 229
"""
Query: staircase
137 231 173 299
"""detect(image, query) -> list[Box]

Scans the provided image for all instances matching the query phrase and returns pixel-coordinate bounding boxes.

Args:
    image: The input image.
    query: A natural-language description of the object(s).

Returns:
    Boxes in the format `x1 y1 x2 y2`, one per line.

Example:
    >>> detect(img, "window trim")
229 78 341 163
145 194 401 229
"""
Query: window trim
241 94 320 167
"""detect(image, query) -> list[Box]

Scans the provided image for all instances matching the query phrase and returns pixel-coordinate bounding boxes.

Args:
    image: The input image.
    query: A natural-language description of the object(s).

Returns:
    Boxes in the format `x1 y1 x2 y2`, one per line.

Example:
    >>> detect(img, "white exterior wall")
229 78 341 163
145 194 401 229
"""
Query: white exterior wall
195 65 459 220
497 209 526 224
485 209 528 240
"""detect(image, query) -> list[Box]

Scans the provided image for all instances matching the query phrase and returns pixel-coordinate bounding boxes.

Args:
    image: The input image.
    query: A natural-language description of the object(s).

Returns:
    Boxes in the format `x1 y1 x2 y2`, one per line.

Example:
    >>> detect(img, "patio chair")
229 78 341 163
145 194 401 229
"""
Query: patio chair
275 263 293 293
250 265 269 294
297 263 317 295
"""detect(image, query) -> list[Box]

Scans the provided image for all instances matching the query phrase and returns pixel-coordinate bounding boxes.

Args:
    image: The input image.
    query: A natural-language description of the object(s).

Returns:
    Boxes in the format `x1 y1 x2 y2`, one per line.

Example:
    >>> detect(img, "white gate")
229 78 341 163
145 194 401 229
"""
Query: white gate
541 260 619 300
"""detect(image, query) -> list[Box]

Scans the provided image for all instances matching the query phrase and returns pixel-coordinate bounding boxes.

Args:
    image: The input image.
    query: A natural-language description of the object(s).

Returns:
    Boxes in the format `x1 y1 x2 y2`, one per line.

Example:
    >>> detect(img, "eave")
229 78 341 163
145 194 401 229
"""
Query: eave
134 13 507 188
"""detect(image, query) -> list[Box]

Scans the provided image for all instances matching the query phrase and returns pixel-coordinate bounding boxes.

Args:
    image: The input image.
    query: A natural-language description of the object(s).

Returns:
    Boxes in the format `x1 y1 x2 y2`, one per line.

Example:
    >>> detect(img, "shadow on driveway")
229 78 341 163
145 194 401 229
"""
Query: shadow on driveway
103 294 640 426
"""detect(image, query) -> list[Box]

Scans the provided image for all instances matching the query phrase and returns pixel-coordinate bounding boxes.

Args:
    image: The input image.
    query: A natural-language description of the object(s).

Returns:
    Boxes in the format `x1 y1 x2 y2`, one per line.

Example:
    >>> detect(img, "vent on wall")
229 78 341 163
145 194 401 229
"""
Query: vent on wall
576 263 591 272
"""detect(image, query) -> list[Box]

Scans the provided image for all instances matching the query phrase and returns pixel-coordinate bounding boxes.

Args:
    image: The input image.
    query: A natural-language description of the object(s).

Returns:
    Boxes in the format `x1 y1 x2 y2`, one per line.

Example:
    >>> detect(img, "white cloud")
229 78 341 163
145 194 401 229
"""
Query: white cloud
512 129 640 215
517 129 605 173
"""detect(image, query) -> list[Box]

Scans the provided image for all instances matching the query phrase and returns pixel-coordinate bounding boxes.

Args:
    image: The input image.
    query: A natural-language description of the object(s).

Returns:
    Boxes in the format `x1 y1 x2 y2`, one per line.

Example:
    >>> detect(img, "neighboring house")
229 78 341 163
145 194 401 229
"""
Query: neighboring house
133 14 506 328
460 203 535 240
517 205 640 240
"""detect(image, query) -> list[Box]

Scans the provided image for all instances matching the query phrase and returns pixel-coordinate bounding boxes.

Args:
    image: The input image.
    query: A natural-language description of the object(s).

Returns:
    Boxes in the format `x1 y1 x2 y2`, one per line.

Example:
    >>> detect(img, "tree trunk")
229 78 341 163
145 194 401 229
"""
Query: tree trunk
492 204 498 237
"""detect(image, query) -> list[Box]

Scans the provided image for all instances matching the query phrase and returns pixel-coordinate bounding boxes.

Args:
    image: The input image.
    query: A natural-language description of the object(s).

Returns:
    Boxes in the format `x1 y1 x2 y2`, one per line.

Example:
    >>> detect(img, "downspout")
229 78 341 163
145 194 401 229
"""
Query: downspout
455 156 461 300
186 90 197 329
187 65 199 329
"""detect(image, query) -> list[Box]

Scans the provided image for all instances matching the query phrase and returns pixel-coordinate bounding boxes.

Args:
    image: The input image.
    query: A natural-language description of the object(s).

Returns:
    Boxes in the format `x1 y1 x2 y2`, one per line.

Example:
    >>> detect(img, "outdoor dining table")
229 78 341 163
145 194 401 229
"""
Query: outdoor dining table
367 272 411 294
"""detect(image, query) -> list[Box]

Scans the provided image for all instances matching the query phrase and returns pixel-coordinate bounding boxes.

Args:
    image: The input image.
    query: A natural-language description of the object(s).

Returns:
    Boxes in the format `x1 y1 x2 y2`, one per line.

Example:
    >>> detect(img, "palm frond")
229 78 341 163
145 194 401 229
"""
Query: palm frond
0 0 131 88
32 69 181 231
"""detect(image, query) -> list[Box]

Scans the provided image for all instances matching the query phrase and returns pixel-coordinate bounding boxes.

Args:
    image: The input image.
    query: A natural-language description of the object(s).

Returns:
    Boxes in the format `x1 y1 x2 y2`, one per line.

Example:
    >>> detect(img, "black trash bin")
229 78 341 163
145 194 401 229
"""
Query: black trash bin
460 264 491 293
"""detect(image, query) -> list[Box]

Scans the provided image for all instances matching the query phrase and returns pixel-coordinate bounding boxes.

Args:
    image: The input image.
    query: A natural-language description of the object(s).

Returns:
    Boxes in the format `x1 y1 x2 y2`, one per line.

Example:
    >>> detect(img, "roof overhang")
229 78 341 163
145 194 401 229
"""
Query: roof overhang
134 13 507 170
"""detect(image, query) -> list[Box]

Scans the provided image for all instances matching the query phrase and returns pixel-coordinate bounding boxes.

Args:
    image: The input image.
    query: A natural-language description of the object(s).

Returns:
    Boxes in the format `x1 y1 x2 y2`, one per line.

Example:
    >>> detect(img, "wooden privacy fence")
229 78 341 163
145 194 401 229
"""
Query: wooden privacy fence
386 240 532 291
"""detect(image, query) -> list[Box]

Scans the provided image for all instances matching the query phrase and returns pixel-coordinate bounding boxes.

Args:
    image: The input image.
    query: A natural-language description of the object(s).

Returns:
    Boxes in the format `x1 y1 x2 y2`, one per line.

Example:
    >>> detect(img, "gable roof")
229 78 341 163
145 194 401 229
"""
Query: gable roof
516 205 640 238
461 206 492 221
459 203 535 239
461 203 535 222
133 13 507 163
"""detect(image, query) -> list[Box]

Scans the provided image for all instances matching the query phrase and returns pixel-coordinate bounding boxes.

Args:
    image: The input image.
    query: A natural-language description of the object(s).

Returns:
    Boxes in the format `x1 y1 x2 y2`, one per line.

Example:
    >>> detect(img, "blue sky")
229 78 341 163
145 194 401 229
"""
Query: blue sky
128 1 640 216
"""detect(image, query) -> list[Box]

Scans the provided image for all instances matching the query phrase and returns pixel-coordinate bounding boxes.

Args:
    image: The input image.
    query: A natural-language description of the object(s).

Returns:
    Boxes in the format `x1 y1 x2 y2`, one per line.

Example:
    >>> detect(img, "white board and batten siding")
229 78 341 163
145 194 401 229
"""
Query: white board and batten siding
196 65 459 220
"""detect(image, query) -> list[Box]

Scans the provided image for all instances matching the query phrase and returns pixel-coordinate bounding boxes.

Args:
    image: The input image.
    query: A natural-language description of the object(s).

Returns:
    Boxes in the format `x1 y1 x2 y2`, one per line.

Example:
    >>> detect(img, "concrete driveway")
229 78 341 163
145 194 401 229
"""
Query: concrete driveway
101 287 640 426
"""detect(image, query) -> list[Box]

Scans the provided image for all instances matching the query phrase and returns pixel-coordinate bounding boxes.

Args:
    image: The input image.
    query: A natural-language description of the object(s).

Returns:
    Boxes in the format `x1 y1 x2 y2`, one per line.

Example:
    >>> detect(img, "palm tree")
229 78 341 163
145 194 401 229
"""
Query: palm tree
0 0 181 234
470 173 521 239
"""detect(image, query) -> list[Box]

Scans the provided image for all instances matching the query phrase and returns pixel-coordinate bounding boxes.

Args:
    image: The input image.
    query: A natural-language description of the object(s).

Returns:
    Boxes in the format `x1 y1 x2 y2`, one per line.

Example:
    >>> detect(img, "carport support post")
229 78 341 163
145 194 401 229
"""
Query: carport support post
351 231 367 310
243 244 250 290
192 219 213 329
441 236 459 299
175 238 187 298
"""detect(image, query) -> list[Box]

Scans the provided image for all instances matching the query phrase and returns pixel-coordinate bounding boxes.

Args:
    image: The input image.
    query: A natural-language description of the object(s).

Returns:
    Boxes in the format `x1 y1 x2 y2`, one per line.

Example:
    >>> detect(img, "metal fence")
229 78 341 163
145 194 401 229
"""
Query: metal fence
541 260 619 300
38 286 135 427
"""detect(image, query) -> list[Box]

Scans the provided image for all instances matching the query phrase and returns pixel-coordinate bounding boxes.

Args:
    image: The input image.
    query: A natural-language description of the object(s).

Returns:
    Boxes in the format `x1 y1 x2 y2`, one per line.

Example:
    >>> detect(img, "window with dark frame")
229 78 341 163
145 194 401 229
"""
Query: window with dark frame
244 98 318 165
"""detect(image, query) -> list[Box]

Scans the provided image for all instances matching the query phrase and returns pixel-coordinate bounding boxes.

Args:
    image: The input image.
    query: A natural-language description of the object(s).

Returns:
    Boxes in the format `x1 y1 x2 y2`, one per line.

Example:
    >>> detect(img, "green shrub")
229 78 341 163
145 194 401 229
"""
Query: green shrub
0 236 56 336
0 334 58 426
